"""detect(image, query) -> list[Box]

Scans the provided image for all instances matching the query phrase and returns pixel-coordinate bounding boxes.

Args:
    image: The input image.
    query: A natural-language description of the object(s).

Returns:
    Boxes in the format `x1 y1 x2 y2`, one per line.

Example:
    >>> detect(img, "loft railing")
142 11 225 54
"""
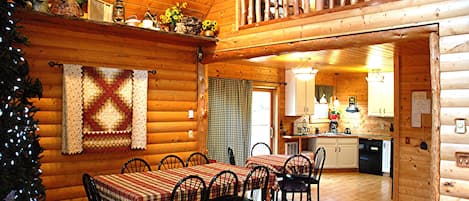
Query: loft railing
239 0 395 28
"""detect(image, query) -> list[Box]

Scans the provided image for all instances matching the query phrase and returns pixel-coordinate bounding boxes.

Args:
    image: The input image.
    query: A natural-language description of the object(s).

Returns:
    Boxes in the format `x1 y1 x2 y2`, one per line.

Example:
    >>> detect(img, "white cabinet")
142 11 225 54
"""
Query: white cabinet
311 137 358 169
285 69 315 116
368 72 394 117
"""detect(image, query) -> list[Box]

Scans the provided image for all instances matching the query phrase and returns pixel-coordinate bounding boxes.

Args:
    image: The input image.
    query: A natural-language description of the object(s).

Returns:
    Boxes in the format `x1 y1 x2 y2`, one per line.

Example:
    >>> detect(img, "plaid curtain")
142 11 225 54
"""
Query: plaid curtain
208 78 252 166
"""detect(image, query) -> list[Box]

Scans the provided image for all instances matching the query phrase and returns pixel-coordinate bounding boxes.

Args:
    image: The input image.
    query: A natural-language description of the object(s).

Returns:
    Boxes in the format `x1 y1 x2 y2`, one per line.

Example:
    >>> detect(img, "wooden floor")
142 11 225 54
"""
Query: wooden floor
319 172 392 201
280 172 392 201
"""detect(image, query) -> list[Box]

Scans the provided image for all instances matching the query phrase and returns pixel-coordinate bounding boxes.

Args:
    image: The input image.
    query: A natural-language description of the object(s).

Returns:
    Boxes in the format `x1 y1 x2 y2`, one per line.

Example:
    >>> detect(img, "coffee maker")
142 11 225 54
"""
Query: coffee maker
329 120 338 133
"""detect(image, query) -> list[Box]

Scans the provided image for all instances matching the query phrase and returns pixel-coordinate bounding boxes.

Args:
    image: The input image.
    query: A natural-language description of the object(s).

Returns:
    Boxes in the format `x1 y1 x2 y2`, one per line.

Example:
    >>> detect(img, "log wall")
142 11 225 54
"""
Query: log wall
438 16 469 200
18 12 211 200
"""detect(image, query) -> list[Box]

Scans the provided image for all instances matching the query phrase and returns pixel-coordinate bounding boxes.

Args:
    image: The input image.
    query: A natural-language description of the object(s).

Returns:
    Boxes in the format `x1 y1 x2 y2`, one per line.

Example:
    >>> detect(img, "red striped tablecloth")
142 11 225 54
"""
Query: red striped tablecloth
245 153 315 174
94 162 275 201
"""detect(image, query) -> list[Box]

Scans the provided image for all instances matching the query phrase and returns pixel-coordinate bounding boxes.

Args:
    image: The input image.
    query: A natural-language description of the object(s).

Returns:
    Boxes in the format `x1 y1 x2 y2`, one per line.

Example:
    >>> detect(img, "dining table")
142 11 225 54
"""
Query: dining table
245 153 315 174
93 162 275 201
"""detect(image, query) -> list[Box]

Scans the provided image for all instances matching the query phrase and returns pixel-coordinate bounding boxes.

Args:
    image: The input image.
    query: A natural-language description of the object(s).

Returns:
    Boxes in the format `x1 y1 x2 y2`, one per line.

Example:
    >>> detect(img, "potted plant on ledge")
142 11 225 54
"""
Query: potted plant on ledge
201 19 218 37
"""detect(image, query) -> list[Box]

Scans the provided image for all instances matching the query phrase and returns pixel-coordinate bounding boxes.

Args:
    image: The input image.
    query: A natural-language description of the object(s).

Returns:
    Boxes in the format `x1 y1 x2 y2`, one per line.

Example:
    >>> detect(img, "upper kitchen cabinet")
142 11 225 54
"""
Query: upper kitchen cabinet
285 69 315 116
368 72 394 117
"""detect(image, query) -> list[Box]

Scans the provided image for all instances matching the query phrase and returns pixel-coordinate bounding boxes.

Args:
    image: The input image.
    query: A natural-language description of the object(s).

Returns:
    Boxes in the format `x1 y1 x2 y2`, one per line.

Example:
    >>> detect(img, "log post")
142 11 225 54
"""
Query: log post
315 0 323 11
429 32 441 201
328 0 334 9
196 47 208 154
340 0 346 6
264 0 270 21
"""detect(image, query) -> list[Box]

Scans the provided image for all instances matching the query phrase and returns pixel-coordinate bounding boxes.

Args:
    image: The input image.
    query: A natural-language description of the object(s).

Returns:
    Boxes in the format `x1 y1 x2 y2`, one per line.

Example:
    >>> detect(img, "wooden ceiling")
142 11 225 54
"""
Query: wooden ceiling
101 0 213 20
232 39 429 73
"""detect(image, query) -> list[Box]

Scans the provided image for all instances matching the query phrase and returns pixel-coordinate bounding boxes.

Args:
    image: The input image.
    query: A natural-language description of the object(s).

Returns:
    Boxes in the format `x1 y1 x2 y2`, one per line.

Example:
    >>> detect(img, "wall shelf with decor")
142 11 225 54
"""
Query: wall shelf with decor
16 9 218 48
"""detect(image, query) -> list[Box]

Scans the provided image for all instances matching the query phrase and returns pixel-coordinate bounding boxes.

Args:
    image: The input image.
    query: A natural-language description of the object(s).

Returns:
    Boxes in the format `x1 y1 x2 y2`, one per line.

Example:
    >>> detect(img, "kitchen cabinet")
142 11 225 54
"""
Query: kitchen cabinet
368 72 394 117
285 69 315 116
311 137 358 168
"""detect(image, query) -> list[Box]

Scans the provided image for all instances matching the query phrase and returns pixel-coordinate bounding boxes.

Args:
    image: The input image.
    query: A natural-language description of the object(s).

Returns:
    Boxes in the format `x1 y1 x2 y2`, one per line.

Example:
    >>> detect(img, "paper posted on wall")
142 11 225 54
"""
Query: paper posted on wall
411 91 431 128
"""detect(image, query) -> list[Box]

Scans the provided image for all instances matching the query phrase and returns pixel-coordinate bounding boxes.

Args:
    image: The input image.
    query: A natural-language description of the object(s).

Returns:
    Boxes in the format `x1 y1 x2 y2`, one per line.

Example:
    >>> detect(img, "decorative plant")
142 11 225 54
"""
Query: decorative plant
201 19 218 32
159 2 187 26
1 0 45 200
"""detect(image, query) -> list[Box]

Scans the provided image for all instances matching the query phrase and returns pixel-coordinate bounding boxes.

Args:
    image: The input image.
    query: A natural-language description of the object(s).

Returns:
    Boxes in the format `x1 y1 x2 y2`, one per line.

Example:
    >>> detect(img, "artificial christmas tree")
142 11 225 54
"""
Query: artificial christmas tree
0 0 45 200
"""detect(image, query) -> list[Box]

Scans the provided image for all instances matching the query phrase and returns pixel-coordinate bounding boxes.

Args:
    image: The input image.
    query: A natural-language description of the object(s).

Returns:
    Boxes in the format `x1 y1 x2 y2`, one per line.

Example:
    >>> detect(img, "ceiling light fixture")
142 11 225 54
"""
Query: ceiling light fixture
292 67 318 80
292 58 318 81
366 68 384 83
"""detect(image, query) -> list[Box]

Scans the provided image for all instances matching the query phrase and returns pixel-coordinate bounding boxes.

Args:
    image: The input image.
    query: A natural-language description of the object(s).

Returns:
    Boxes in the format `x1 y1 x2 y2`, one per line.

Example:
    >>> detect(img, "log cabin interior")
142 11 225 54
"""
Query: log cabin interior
3 0 469 200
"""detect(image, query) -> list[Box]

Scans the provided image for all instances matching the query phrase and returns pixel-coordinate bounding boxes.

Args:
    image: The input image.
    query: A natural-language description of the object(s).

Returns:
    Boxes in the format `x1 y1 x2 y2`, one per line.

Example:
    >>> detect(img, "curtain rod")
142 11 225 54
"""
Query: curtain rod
48 61 157 75
243 78 287 85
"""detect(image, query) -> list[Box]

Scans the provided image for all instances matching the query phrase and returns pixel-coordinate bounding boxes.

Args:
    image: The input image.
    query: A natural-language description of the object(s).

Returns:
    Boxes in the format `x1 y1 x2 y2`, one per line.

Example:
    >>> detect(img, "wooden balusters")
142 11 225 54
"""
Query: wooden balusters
328 0 334 9
241 0 246 25
256 0 261 22
264 0 270 21
239 0 380 27
304 0 310 13
248 0 254 24
315 0 324 11
293 0 300 15
274 0 280 19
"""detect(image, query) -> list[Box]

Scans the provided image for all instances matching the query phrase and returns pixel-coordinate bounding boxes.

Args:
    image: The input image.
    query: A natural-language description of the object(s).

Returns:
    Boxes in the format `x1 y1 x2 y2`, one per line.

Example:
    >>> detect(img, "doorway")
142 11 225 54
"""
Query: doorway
251 89 275 151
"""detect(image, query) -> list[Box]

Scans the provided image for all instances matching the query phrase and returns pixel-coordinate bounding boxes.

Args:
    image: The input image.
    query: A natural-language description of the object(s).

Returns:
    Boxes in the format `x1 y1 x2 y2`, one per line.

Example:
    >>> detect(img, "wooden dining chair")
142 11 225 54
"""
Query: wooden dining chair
239 165 270 201
82 173 102 201
207 170 239 201
171 175 206 201
304 146 326 201
278 154 312 201
250 142 272 156
227 147 236 165
159 154 185 170
121 157 152 174
186 152 210 167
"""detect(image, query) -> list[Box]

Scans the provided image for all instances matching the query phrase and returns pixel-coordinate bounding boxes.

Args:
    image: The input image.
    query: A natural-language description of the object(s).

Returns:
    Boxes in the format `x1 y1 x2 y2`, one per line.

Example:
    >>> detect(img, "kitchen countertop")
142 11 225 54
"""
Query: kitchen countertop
283 133 393 140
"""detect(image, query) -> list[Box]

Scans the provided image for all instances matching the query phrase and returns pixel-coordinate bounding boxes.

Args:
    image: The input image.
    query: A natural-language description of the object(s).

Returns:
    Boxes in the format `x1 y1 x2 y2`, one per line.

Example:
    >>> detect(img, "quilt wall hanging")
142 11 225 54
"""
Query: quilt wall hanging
62 64 148 154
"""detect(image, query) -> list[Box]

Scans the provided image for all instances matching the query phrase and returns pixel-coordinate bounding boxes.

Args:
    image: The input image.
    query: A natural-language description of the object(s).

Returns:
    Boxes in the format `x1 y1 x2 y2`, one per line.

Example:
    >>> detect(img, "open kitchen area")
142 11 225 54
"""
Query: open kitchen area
229 37 432 200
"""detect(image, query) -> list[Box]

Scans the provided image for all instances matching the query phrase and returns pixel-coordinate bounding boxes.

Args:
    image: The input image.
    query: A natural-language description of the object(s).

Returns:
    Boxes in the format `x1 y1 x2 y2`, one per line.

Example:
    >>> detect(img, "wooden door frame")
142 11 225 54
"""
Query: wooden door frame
252 84 280 154
211 24 441 201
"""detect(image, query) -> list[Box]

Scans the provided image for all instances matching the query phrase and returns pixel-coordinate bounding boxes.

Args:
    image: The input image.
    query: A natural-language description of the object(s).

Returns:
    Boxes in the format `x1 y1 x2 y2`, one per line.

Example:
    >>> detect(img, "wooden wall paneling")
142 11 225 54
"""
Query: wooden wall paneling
440 143 469 161
440 108 469 125
440 178 469 199
16 13 214 200
440 72 469 90
392 42 400 200
397 39 432 201
440 125 469 144
440 160 469 181
439 15 469 37
440 90 469 107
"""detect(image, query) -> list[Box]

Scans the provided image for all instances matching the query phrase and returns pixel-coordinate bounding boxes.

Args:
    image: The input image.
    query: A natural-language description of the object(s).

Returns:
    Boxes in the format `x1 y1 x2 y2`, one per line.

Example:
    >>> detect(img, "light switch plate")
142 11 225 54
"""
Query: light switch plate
455 152 469 168
188 110 194 119
188 129 193 138
455 118 466 134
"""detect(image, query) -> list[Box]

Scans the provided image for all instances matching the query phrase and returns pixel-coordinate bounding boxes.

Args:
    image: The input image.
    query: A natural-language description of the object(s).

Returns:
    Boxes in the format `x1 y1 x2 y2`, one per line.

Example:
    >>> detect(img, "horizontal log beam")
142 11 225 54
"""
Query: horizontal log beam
204 25 437 63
